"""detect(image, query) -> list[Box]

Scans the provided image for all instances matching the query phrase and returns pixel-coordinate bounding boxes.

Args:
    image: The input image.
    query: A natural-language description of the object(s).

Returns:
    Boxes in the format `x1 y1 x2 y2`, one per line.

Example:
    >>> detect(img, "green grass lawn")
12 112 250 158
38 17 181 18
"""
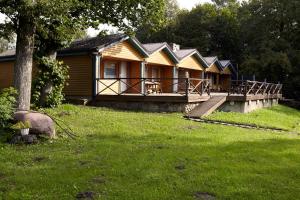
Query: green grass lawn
1 104 300 199
206 105 300 132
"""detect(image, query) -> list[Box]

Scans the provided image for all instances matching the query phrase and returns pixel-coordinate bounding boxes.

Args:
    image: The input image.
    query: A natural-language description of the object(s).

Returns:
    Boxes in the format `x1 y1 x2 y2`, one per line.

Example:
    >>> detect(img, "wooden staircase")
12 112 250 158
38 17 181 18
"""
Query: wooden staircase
187 95 227 118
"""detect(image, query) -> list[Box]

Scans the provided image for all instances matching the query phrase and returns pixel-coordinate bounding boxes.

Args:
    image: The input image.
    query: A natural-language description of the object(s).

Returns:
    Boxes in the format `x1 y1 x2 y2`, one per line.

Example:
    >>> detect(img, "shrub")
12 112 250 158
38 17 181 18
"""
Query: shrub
32 57 69 108
0 87 17 128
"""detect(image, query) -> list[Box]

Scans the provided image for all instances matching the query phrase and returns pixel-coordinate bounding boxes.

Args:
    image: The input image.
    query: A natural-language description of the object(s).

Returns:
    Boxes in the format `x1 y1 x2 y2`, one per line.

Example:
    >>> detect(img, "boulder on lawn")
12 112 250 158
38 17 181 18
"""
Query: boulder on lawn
14 111 56 138
10 134 38 145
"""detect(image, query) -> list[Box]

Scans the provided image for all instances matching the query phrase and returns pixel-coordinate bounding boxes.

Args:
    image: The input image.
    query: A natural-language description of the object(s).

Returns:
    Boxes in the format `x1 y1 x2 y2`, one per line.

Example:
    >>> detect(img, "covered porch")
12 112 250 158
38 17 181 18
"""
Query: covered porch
96 77 211 103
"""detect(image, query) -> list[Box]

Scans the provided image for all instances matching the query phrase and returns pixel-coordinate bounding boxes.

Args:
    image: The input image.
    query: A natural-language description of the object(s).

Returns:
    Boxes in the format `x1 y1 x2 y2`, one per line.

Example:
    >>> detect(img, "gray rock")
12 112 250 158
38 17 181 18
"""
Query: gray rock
14 111 56 138
10 134 38 145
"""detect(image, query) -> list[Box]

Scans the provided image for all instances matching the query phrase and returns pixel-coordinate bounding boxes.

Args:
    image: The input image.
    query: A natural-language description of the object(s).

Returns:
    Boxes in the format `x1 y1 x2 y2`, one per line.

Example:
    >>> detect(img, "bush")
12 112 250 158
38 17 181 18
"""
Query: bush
0 87 17 128
32 57 69 108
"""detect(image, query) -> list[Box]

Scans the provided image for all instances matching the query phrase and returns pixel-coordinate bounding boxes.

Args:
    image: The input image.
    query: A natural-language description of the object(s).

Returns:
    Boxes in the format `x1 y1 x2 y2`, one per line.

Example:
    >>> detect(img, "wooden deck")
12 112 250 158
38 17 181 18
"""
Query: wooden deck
95 93 210 103
227 94 282 101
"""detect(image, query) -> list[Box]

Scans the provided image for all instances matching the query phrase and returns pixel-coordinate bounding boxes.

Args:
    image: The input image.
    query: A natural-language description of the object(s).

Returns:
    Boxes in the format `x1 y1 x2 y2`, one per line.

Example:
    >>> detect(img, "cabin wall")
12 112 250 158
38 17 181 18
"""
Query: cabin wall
102 41 143 61
206 72 220 91
0 61 14 90
128 61 141 93
59 55 93 97
161 66 173 93
220 74 231 91
146 51 174 66
206 63 220 73
0 61 38 91
177 56 204 71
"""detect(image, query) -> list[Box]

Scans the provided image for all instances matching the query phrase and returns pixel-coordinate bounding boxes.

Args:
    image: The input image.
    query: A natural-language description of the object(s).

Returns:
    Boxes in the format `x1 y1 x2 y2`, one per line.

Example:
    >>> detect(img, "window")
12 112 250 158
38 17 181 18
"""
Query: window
104 62 117 79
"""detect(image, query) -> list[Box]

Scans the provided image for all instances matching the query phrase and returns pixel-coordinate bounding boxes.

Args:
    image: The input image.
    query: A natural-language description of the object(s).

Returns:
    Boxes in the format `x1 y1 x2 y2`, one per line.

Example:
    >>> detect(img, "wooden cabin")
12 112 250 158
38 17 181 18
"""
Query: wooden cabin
0 34 149 99
143 43 179 93
204 57 223 91
219 60 236 91
174 48 208 93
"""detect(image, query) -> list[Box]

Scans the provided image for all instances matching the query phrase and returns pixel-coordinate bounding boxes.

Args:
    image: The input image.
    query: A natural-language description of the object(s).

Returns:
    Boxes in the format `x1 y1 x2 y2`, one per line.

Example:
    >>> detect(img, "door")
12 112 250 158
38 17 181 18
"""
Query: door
119 61 127 93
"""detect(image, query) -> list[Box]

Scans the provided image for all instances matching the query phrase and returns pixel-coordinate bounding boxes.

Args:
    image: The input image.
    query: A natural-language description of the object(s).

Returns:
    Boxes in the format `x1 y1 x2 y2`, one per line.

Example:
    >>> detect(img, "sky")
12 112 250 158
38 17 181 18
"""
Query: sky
178 0 212 10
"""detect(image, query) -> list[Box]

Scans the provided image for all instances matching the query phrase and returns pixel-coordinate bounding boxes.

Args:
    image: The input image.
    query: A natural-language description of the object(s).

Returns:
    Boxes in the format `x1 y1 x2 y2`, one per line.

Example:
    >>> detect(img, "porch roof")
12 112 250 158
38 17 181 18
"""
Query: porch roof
0 49 16 62
0 34 150 61
143 42 179 64
204 56 223 72
219 60 237 75
60 34 149 57
175 49 208 69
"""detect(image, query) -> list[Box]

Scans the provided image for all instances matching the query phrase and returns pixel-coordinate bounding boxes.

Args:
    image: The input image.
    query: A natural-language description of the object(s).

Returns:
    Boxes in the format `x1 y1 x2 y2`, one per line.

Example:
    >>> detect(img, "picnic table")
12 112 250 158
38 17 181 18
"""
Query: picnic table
145 81 162 94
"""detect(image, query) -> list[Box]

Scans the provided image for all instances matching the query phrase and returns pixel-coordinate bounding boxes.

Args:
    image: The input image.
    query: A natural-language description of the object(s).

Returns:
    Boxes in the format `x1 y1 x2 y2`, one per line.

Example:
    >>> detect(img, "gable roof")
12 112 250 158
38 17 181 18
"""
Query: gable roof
219 60 237 74
175 49 208 68
203 56 223 70
0 34 150 61
143 42 179 64
60 34 149 57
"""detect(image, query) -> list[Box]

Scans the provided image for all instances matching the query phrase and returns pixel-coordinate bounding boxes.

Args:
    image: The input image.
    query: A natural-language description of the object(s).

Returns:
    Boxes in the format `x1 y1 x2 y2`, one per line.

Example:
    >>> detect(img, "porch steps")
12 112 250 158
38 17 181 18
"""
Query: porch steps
187 95 227 118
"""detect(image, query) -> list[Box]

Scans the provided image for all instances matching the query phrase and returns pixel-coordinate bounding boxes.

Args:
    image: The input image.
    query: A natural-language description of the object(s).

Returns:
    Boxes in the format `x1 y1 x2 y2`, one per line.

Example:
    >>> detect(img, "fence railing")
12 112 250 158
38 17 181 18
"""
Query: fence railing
229 80 282 96
96 78 210 97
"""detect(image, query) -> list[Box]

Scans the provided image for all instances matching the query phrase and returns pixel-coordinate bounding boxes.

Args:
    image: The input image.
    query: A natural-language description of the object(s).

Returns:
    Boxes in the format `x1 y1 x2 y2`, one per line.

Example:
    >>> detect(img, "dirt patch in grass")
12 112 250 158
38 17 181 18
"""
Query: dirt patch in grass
183 125 201 130
194 192 216 200
57 111 72 117
76 191 95 199
0 172 6 180
78 160 90 166
33 156 48 162
91 175 106 184
175 164 185 171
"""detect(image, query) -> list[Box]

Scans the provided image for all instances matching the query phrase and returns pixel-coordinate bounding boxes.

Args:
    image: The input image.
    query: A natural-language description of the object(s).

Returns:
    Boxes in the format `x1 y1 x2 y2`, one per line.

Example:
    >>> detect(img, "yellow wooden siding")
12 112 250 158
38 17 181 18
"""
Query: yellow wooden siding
102 41 143 61
146 50 174 66
0 61 14 90
221 66 232 75
0 61 41 90
177 56 204 71
60 55 92 96
206 63 220 73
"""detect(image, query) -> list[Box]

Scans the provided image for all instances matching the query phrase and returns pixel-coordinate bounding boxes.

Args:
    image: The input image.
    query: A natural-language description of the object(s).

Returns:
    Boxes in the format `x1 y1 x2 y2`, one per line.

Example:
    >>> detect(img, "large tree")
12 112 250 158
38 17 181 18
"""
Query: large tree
0 0 165 110
137 0 300 99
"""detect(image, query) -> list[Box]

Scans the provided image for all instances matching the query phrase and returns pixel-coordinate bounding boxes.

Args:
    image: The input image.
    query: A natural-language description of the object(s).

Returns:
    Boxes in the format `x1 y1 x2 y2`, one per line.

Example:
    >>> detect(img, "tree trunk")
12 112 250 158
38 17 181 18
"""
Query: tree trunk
14 15 36 111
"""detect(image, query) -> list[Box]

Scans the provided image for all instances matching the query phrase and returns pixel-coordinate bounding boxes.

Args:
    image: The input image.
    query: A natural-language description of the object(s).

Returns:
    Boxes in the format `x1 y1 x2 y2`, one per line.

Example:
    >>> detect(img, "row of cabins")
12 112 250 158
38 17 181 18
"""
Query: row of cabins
0 34 236 102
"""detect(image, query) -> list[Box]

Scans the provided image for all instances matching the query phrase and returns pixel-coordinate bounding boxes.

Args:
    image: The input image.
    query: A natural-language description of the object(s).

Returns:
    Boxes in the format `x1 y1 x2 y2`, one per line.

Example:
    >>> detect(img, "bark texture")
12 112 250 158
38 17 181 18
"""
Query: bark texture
14 15 36 111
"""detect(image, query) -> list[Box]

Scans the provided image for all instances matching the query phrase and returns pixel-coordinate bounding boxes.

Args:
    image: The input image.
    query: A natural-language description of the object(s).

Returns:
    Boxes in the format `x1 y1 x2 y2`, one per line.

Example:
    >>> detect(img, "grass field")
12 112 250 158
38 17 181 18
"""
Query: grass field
206 105 300 132
0 104 300 199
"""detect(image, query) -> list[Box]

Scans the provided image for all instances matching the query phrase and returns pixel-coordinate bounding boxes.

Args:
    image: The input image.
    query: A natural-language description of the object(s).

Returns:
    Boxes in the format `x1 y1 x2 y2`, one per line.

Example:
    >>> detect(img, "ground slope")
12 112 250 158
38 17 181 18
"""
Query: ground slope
0 104 300 199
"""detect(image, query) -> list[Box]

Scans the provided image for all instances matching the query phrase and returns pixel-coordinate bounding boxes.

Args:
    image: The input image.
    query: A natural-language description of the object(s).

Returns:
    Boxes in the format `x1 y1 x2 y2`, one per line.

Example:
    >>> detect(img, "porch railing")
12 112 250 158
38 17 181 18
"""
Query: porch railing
96 78 210 97
229 80 282 96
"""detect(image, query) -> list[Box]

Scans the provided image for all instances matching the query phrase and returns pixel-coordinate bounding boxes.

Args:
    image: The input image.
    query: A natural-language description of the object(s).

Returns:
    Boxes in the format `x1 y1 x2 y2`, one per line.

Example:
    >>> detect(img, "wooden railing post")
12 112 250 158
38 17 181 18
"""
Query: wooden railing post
244 81 248 97
140 62 146 95
185 78 189 97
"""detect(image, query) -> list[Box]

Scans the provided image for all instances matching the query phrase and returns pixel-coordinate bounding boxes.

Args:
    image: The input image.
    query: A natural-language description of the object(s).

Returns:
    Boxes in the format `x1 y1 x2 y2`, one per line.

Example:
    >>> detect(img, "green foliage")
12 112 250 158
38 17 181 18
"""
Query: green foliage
0 87 17 129
138 0 300 99
11 121 31 130
32 57 69 108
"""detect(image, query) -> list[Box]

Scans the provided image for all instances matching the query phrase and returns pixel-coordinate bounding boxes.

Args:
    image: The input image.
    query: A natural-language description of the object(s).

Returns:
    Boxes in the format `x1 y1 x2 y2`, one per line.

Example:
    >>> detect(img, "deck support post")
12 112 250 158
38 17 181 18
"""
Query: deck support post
201 71 205 95
140 61 146 95
173 66 178 93
92 53 101 97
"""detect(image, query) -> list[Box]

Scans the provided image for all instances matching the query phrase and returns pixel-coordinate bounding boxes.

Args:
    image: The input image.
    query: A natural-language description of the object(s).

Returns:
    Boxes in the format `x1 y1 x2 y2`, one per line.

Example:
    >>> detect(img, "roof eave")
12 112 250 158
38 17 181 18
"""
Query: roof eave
0 55 15 62
128 37 149 58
